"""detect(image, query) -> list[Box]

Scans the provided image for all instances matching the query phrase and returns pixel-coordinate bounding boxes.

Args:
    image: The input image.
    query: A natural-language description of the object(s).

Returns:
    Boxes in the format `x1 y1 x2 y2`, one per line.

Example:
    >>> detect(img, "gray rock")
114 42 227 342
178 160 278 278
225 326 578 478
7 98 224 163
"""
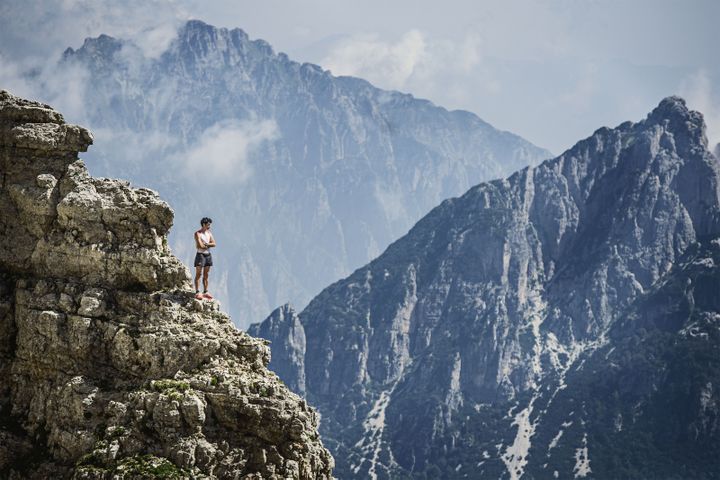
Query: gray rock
253 96 720 478
249 304 307 395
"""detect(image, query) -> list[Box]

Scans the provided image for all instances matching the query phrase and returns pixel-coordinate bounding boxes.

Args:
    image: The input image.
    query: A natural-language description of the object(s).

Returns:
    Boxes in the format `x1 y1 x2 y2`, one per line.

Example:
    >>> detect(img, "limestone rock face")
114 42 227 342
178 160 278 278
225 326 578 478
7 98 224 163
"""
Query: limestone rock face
0 90 333 479
253 97 720 478
248 305 306 396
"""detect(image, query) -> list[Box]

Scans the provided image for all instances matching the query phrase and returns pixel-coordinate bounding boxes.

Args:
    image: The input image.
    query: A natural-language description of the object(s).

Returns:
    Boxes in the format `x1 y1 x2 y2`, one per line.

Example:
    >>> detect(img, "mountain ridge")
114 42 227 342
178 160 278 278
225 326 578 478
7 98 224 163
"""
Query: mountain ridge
251 96 720 478
60 19 551 327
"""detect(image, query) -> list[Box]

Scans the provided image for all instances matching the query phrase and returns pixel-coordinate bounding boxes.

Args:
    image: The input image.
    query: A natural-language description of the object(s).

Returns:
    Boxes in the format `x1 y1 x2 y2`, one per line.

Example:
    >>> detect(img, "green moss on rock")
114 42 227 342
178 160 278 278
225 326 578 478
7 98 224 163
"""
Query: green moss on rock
115 455 189 478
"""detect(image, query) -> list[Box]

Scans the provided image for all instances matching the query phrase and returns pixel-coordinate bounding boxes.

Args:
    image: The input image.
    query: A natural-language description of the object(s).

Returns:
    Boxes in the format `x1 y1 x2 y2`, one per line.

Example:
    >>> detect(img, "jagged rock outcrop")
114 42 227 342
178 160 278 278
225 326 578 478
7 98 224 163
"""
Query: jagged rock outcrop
0 90 333 479
249 305 306 397
60 20 551 327
252 97 720 478
525 238 720 479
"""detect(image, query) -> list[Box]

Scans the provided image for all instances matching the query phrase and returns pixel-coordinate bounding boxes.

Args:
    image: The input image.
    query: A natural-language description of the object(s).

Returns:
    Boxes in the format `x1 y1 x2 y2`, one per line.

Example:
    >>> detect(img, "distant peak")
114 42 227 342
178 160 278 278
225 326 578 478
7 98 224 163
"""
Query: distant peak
644 95 707 143
660 95 687 108
273 303 299 320
646 95 698 126
652 95 688 117
176 19 256 52
83 33 121 48
184 18 212 29
178 19 216 37
180 19 248 38
65 33 123 58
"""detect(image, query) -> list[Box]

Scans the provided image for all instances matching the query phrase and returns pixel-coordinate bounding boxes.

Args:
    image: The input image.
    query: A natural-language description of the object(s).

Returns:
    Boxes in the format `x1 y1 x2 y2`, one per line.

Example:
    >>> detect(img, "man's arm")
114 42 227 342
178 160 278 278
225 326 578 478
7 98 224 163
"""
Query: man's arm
195 231 205 249
206 233 216 248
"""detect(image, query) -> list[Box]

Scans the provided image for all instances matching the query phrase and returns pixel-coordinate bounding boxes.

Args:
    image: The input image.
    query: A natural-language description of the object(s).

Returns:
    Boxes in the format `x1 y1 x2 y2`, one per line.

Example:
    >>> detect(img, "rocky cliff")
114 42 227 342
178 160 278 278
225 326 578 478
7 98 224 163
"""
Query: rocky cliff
251 97 720 478
0 90 333 479
60 20 551 326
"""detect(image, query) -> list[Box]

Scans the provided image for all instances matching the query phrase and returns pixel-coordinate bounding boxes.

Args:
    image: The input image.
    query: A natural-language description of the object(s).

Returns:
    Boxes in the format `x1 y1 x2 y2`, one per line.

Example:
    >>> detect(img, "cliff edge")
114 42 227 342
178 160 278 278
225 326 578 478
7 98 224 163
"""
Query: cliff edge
0 90 333 479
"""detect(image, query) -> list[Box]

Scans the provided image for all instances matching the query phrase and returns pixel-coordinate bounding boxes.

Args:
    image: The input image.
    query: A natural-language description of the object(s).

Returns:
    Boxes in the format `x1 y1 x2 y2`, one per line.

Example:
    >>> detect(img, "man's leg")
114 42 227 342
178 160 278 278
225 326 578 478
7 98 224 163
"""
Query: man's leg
194 266 203 292
202 266 211 293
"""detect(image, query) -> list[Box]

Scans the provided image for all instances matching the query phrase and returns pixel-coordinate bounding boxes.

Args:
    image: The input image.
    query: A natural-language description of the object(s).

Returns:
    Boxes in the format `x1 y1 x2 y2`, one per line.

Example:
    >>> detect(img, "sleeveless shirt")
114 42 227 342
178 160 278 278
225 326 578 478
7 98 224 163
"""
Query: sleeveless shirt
197 230 212 253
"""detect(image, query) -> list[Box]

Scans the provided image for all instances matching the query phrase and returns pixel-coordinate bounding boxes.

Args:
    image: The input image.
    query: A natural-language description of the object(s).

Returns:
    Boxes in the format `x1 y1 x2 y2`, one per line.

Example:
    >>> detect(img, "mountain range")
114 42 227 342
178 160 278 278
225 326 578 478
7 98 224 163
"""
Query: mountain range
251 97 720 479
60 20 550 327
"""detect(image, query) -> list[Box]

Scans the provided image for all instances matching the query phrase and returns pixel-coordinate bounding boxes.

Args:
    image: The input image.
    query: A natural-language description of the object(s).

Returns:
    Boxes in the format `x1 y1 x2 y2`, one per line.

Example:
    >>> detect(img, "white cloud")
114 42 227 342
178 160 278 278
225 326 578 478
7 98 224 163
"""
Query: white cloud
457 32 483 73
0 0 187 125
318 28 501 109
131 22 181 59
321 30 426 90
680 70 720 149
91 128 179 164
42 63 93 124
0 0 187 64
407 31 499 104
179 120 278 183
0 52 92 125
0 54 33 99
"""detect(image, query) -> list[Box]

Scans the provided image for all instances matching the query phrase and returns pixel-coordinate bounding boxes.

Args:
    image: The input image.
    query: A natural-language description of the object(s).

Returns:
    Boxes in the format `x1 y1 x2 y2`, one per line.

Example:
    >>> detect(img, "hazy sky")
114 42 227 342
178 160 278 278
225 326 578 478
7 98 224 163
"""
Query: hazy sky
1 0 718 154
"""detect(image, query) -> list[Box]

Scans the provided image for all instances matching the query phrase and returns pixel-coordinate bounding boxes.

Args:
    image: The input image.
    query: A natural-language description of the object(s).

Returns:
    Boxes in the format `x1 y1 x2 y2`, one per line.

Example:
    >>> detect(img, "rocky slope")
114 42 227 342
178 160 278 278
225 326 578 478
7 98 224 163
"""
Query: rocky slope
251 97 720 478
0 90 333 479
60 20 550 327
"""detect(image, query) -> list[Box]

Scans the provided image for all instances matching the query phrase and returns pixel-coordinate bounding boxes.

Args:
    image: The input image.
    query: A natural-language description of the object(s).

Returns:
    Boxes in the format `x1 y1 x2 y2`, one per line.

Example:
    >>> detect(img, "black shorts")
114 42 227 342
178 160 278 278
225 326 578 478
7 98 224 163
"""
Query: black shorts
194 252 213 267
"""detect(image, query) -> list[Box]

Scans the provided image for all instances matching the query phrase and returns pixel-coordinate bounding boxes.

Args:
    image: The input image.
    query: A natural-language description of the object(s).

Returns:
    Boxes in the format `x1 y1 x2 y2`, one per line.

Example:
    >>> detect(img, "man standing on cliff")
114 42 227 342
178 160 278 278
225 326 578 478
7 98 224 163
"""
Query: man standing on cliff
194 217 216 300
